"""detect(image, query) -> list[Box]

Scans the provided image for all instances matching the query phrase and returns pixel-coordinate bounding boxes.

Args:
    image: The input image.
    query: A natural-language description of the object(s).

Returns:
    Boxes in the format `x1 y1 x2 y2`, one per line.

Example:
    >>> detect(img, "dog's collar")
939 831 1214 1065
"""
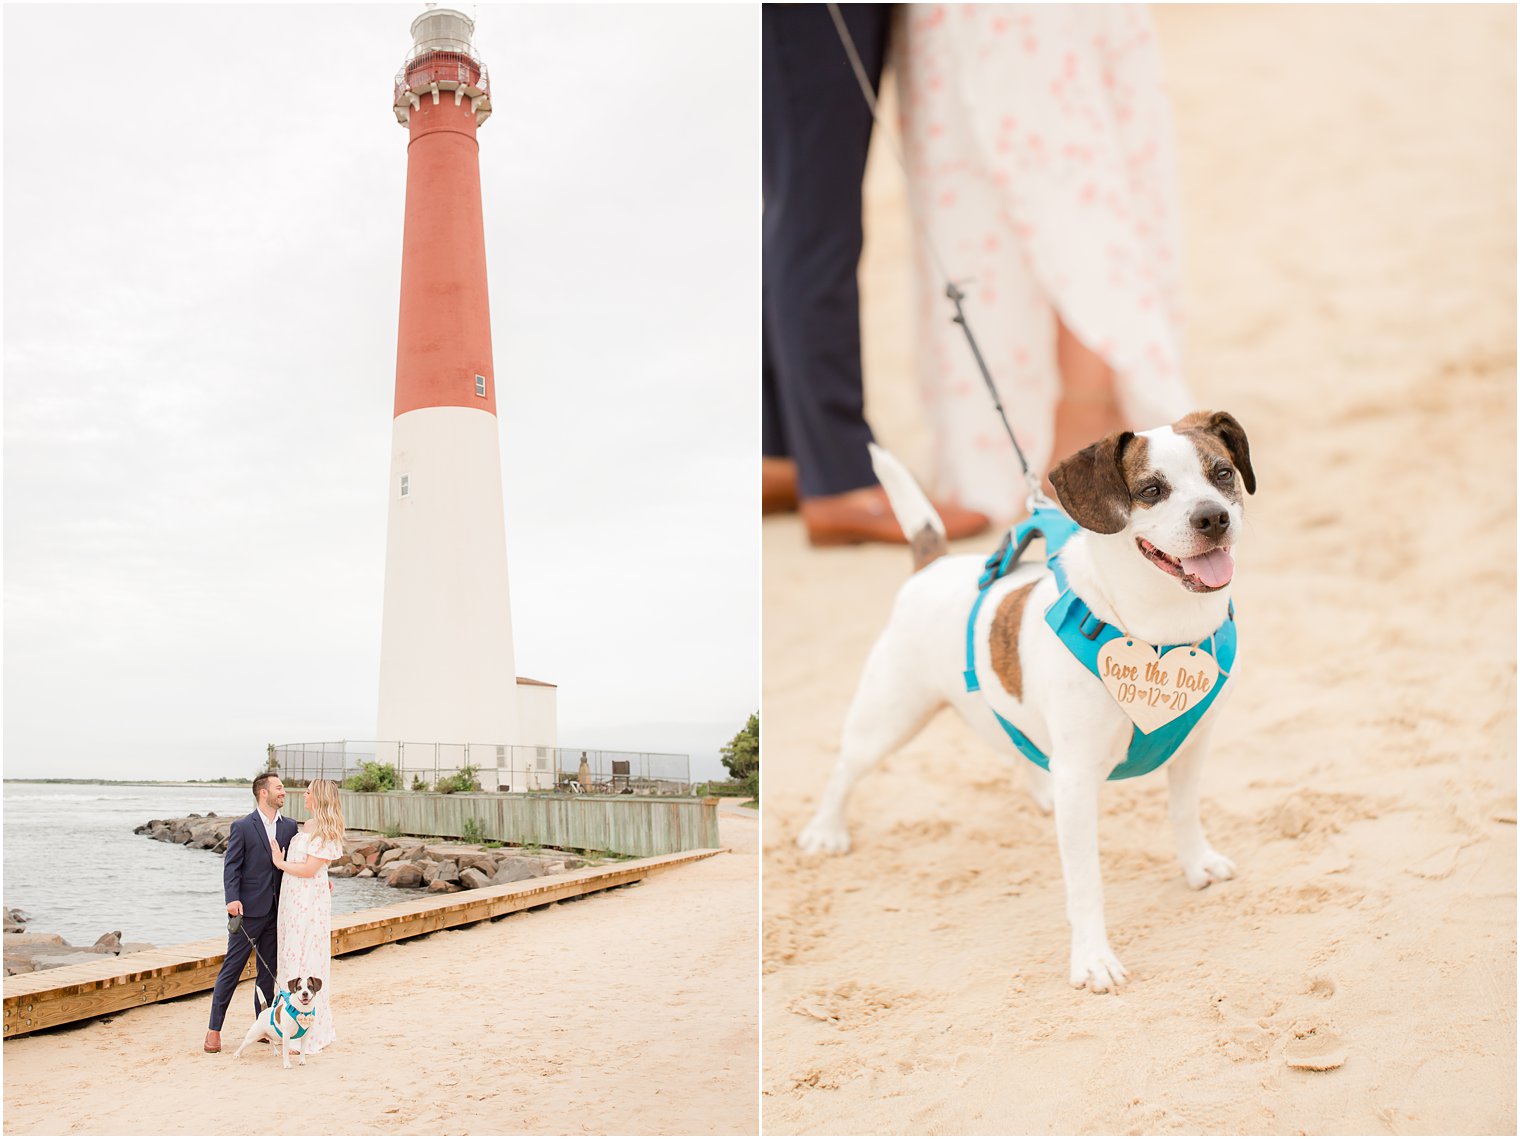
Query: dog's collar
964 507 1237 780
271 989 315 1040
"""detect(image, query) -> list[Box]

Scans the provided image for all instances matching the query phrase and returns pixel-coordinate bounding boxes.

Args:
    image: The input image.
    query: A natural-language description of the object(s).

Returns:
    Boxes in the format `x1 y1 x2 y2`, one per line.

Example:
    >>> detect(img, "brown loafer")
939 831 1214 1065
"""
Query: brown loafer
762 457 799 515
203 1030 221 1053
801 485 990 547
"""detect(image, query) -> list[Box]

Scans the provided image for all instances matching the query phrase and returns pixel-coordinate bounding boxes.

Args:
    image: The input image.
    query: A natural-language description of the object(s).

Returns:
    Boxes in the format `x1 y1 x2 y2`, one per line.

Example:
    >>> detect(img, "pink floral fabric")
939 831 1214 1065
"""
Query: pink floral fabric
897 4 1194 521
276 828 342 1053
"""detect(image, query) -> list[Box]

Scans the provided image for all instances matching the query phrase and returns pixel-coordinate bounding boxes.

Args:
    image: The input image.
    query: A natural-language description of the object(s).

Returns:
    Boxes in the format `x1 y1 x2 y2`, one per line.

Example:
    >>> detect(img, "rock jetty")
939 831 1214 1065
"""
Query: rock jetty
335 836 587 893
4 909 155 977
135 812 233 851
134 816 590 894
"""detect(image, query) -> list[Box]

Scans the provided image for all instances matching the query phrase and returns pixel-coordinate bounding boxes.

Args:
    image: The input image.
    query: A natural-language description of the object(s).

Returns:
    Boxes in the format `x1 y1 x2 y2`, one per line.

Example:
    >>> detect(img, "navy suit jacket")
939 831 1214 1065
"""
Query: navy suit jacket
224 810 300 919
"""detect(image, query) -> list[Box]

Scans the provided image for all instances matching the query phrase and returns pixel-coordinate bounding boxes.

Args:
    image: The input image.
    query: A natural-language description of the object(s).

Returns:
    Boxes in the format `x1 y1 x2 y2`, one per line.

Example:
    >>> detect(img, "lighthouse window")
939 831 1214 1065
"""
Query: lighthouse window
475 374 487 398
400 475 410 498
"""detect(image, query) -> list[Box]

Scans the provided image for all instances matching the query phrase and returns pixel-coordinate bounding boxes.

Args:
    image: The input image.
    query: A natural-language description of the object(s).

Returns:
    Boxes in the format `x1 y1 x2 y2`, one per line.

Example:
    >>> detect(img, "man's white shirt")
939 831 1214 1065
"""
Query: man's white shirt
258 808 281 847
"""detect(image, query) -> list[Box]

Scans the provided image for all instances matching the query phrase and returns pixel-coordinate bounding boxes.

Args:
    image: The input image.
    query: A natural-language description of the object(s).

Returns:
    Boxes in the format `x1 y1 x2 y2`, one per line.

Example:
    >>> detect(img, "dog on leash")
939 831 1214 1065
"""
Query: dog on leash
230 977 322 1067
798 411 1254 993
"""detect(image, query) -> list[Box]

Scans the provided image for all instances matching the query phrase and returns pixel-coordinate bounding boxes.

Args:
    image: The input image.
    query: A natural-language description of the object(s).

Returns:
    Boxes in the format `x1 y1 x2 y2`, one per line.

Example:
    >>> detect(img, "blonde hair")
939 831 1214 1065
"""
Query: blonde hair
306 779 346 847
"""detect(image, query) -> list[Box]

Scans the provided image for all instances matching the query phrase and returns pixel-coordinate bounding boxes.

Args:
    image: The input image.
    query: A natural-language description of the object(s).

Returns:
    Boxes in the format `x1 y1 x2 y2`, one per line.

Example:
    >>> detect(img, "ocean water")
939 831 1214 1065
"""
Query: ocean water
3 782 401 949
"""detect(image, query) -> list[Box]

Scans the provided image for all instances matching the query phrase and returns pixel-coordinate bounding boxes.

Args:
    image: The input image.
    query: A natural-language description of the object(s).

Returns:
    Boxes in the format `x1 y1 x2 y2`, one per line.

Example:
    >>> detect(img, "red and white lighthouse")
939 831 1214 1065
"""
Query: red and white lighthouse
377 7 524 760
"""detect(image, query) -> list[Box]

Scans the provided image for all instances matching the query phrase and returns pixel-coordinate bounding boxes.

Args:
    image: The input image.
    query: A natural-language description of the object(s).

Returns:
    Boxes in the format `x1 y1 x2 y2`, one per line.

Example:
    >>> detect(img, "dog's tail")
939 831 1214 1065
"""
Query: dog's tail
254 985 271 1013
868 444 947 571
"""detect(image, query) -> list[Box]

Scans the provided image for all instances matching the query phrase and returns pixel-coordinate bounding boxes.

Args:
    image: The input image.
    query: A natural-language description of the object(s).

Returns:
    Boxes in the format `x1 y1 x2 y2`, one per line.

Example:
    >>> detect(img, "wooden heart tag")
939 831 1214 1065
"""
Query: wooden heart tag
1096 638 1220 734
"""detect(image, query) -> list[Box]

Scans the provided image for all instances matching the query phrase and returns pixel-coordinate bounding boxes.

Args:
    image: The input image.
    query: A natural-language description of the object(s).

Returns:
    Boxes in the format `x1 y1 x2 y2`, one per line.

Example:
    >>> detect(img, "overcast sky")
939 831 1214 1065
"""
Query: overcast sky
3 4 759 782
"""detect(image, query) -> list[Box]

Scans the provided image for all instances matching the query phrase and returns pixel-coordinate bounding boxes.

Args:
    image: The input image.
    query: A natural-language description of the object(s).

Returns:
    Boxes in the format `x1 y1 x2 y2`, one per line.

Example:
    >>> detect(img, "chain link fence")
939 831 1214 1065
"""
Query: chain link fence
272 741 691 796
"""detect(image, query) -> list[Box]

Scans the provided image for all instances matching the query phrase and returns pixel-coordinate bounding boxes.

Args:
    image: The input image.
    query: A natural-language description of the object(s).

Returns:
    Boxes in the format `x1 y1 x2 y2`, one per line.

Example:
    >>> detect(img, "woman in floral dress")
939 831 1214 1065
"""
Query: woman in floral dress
896 4 1194 521
268 778 345 1054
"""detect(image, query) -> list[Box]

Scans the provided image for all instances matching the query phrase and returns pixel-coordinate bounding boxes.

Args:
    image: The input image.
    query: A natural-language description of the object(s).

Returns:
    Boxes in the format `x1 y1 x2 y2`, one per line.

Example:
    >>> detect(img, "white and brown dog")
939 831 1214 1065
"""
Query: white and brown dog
231 977 322 1067
798 411 1255 993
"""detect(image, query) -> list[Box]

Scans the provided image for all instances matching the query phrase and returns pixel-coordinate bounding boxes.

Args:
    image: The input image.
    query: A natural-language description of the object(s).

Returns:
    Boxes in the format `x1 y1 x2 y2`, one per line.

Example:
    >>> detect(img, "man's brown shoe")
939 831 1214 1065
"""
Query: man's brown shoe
204 1030 221 1053
800 485 990 547
762 457 799 515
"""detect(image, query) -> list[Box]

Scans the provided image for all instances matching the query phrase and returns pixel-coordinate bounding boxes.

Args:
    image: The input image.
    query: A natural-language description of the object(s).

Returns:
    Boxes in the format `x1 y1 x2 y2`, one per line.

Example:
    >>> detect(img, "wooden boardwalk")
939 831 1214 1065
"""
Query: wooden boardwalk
3 847 722 1039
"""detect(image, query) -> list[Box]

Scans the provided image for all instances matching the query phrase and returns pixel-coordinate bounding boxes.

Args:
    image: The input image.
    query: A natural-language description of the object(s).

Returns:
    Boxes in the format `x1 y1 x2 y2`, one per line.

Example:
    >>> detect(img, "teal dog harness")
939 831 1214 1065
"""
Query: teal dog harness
963 507 1237 780
272 989 313 1040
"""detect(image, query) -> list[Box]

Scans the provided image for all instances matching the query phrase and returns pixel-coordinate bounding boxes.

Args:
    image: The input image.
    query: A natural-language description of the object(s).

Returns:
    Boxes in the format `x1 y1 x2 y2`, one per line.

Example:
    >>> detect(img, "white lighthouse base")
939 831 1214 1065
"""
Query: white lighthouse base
377 404 520 748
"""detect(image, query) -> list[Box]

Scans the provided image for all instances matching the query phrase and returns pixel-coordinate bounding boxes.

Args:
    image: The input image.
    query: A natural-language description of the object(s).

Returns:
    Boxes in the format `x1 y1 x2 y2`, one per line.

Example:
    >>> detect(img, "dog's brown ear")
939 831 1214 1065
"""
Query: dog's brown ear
287 977 300 993
309 977 323 994
1211 412 1255 494
1049 430 1135 534
1177 410 1255 494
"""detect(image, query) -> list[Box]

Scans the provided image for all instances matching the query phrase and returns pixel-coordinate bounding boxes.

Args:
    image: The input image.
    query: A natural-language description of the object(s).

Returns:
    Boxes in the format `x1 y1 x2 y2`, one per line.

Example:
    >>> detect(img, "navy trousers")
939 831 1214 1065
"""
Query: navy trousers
762 3 893 498
207 908 277 1031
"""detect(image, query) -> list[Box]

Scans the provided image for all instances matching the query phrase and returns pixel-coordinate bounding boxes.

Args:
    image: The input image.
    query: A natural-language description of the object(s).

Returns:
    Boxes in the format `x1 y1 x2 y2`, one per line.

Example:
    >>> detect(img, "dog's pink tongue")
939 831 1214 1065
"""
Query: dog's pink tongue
1181 548 1235 588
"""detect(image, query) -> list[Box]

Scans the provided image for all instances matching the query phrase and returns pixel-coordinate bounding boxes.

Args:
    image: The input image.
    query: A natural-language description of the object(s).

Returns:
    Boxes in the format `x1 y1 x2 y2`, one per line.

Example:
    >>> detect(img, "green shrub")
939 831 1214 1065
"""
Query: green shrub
436 764 482 795
342 761 399 793
380 821 403 839
720 713 758 784
460 817 487 844
410 774 429 792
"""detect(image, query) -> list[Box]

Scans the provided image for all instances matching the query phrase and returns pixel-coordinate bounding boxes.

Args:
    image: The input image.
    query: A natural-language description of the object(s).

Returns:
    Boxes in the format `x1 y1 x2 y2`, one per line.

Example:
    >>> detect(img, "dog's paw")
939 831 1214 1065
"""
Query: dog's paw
1069 945 1128 994
1182 848 1236 890
796 816 851 855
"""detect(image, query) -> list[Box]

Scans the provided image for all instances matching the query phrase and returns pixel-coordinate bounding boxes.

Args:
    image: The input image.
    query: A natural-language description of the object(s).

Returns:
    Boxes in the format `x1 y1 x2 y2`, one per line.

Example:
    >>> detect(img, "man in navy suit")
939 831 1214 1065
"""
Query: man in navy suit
761 4 988 546
203 771 300 1053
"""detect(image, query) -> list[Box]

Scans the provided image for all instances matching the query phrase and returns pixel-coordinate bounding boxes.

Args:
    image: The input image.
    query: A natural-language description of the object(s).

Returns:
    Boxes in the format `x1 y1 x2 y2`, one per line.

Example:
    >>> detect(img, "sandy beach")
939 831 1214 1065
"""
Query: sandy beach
4 805 758 1136
763 7 1515 1136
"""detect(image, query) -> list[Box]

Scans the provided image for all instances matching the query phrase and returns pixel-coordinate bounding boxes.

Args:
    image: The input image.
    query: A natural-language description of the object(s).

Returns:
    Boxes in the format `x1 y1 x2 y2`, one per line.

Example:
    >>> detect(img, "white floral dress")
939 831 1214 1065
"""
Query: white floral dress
897 4 1194 521
276 828 342 1053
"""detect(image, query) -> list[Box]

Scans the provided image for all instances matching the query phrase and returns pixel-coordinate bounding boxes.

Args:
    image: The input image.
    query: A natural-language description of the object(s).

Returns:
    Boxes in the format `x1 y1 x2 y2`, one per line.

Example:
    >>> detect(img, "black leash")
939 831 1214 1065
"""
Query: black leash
227 913 276 1004
824 2 1055 514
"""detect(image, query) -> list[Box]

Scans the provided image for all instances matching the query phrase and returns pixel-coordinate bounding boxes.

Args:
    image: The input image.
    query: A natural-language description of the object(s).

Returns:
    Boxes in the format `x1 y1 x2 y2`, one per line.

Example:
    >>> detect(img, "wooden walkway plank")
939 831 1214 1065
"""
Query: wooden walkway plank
4 847 723 1038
